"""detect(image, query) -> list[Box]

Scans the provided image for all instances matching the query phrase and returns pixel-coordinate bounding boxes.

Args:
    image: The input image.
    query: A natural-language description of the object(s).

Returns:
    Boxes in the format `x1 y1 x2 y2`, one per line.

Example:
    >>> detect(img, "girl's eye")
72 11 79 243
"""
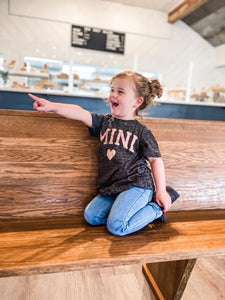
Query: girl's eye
110 88 124 95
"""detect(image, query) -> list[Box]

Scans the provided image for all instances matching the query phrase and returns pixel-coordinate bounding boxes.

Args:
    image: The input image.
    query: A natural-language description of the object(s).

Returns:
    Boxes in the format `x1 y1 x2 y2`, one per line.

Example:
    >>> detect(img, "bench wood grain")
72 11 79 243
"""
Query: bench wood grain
0 109 225 299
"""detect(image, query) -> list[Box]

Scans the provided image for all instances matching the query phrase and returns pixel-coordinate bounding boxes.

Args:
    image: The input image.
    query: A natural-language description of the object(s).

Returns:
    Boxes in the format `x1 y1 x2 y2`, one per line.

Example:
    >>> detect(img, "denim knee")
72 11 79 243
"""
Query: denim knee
84 208 101 225
106 218 127 236
84 206 107 225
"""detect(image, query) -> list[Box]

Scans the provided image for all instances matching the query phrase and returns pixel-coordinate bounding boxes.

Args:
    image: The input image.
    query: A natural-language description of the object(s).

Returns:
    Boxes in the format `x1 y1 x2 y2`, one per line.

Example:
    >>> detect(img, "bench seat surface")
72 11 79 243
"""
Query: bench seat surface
0 210 224 277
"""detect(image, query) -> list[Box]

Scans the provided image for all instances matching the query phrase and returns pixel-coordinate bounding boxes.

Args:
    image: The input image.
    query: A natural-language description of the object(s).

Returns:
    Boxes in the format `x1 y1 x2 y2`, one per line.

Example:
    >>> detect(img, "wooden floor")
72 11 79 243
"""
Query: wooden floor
0 255 224 300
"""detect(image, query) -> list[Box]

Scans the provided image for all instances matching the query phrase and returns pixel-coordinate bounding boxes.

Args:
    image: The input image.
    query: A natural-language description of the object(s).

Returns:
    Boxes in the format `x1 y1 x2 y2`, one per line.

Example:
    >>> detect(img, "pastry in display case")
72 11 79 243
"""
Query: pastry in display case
12 81 30 89
211 84 225 103
57 72 69 79
191 88 209 102
20 62 27 71
34 83 43 90
200 87 209 102
41 63 48 73
73 73 79 79
190 89 200 100
94 74 101 81
30 67 37 72
8 60 16 68
167 85 186 101
78 83 91 90
42 79 56 88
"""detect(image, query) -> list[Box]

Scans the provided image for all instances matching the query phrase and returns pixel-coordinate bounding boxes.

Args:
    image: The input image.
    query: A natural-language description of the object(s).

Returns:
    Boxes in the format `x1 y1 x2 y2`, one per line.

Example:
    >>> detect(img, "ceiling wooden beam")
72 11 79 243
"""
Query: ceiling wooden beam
168 0 208 23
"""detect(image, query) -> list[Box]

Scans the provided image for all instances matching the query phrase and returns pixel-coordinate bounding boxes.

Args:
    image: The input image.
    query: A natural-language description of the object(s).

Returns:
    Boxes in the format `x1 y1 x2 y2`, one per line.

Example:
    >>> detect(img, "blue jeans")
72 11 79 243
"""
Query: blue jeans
84 187 163 236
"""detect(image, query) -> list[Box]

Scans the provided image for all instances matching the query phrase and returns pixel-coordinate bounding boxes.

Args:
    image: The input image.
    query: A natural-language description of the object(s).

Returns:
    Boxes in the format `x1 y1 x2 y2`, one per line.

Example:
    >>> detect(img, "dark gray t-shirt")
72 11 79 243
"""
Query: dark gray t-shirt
88 113 161 196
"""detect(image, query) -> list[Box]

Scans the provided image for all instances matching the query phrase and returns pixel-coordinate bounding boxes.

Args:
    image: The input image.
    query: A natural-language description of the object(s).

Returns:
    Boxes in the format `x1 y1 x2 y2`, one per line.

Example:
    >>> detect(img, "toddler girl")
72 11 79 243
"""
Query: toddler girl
29 70 179 236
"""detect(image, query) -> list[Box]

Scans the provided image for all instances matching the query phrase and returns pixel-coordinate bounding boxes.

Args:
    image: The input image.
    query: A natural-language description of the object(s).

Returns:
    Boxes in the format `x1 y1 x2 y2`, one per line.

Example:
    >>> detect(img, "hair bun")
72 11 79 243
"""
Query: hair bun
149 79 163 98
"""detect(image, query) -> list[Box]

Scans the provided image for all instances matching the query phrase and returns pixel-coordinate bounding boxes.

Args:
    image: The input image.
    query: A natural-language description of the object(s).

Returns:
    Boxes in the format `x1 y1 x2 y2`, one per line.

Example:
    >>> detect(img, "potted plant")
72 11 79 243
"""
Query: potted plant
0 70 9 85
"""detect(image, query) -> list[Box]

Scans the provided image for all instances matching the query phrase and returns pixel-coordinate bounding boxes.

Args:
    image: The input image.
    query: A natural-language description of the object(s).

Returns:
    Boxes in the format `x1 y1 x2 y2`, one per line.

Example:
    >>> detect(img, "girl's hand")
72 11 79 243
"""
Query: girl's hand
155 190 172 212
28 93 92 127
28 94 55 112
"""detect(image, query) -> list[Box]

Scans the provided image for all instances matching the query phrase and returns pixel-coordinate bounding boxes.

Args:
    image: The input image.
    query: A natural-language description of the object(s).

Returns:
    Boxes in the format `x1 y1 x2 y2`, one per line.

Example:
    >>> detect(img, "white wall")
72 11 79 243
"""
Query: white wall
10 0 171 38
215 44 225 67
0 0 224 91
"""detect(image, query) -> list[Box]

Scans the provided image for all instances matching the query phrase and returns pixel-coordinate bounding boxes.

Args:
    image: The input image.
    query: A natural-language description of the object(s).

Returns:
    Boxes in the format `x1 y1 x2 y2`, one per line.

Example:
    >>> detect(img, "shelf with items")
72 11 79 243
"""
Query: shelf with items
22 57 112 97
0 75 110 99
189 86 225 104
8 72 55 91
0 57 116 97
190 88 211 103
0 59 54 91
77 78 110 96
166 84 225 104
9 70 49 79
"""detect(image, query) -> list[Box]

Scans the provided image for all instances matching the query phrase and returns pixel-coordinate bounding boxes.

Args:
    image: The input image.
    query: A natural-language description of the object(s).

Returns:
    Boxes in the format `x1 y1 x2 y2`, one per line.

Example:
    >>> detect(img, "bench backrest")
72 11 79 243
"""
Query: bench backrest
1 109 225 220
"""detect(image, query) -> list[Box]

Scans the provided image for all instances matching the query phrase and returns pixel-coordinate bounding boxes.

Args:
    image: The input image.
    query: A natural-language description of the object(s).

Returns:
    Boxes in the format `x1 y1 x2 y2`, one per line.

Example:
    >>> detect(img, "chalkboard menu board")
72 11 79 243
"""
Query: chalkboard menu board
71 25 125 54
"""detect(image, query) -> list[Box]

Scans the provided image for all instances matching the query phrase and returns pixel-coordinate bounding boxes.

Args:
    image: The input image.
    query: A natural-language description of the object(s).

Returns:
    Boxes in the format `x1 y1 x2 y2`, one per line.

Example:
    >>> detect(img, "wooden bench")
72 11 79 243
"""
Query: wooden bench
0 109 225 300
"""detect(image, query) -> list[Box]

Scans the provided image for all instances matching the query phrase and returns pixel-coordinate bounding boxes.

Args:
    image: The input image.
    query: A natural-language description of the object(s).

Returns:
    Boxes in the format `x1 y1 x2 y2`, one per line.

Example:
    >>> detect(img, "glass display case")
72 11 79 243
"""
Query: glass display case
0 56 160 99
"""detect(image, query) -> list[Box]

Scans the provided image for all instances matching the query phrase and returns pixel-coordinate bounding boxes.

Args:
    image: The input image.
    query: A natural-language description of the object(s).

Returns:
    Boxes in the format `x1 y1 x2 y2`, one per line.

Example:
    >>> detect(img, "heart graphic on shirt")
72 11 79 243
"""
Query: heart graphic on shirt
107 149 116 160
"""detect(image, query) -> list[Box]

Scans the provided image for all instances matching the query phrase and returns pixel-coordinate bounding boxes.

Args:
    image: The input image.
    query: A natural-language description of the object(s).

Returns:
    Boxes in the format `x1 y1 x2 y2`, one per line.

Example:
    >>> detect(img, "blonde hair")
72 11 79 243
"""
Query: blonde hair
110 70 163 116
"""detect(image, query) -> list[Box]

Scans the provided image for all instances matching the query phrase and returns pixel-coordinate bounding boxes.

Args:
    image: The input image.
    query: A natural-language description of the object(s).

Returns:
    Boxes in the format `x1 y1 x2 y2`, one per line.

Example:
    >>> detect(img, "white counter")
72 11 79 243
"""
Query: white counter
0 86 106 99
1 87 225 107
154 98 225 107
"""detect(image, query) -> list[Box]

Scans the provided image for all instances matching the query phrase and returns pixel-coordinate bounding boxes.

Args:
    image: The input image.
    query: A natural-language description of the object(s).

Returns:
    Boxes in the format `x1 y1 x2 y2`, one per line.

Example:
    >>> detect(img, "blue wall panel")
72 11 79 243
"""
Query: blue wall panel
0 91 224 121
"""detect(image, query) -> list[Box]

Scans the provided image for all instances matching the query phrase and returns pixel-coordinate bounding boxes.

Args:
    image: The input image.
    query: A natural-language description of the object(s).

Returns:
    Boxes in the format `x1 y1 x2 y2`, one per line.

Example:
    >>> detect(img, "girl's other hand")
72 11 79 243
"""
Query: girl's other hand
156 190 172 212
28 93 55 112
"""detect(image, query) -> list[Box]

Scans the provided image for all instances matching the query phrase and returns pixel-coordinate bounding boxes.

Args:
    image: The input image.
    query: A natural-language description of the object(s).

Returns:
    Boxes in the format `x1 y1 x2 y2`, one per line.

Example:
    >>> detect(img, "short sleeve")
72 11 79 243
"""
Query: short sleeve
140 127 161 158
88 113 105 138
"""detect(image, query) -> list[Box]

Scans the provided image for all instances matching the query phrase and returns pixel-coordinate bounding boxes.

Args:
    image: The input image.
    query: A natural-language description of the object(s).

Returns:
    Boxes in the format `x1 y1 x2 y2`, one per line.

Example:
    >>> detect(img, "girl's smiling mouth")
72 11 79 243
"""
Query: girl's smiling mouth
111 101 119 108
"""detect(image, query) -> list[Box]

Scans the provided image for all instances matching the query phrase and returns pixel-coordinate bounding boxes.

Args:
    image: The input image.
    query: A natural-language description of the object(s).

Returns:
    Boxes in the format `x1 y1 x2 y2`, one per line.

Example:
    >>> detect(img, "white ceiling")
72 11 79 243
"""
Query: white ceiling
102 0 184 13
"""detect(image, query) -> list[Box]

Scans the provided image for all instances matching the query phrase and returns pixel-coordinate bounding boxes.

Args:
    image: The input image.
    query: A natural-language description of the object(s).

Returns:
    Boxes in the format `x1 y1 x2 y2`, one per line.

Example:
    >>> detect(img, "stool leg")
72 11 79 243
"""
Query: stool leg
142 258 196 300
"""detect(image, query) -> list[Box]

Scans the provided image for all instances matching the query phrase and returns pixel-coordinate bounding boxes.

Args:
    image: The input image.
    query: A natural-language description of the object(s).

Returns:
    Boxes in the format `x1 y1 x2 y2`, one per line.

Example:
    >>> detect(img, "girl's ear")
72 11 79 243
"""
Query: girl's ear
134 97 144 108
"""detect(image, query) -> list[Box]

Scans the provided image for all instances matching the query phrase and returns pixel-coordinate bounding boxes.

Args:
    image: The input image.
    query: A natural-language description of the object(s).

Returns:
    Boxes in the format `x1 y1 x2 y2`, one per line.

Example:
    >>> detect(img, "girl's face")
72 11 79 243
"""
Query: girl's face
109 77 143 120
